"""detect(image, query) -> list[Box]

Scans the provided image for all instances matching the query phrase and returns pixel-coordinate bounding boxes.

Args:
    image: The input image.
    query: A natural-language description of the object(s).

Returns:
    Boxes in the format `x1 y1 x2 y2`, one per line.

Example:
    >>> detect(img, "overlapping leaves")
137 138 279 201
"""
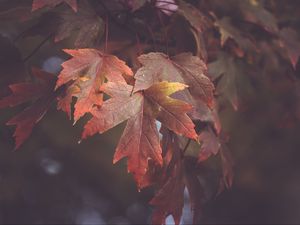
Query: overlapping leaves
0 1 248 224
0 68 61 149
82 81 196 187
0 42 225 224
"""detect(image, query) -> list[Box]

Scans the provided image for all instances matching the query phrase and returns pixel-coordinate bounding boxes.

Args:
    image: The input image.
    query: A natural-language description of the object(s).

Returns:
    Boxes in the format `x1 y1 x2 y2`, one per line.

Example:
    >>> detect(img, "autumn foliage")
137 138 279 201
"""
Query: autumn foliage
0 0 299 224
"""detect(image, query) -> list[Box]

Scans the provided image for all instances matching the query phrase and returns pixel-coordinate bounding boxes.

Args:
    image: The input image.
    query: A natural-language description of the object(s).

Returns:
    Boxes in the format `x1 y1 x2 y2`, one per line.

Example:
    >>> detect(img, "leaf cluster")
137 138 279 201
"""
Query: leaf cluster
0 0 299 224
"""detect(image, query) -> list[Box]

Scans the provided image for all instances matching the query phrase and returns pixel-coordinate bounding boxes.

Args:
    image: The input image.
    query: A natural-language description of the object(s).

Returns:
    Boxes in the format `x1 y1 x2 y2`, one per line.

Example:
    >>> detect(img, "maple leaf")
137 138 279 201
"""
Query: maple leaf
134 52 214 107
55 3 104 48
198 126 221 162
191 101 221 134
0 68 59 149
32 0 77 12
279 28 300 69
239 0 278 33
208 52 242 110
21 2 104 48
133 52 217 130
145 82 197 139
184 159 204 224
56 49 133 122
82 81 197 187
177 0 211 33
177 0 211 60
150 144 185 225
151 136 208 225
215 17 256 54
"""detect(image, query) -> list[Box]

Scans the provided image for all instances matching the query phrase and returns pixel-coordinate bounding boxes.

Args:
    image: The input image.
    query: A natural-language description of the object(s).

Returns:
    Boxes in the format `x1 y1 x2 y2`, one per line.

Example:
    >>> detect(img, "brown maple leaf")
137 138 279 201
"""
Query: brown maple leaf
0 68 60 149
56 49 133 122
198 126 221 162
177 0 211 33
55 3 104 48
184 156 207 224
208 52 241 110
82 81 197 187
134 52 214 108
150 140 185 225
151 136 208 225
133 52 219 131
215 17 256 55
32 0 77 12
177 0 212 60
239 0 278 33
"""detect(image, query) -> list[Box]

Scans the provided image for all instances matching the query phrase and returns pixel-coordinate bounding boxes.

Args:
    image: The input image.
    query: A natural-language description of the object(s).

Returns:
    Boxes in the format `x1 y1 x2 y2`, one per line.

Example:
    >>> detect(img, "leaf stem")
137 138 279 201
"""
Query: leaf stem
182 138 191 157
156 10 169 55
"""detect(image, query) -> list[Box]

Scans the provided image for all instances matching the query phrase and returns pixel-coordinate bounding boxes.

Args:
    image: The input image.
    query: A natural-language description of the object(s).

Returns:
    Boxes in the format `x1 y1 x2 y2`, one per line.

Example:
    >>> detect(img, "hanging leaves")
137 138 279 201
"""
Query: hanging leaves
82 81 197 187
150 139 185 225
2 0 280 224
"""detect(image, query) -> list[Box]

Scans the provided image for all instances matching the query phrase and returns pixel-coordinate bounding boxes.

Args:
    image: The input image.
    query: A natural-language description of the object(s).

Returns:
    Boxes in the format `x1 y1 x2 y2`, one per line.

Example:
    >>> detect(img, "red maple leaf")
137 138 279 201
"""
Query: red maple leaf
56 49 133 122
32 0 77 12
0 68 60 149
82 81 197 187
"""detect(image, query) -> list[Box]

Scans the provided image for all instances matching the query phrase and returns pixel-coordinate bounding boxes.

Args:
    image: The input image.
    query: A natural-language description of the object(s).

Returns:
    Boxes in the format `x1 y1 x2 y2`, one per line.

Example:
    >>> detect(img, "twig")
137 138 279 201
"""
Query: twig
105 15 109 52
156 10 169 55
22 33 53 62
